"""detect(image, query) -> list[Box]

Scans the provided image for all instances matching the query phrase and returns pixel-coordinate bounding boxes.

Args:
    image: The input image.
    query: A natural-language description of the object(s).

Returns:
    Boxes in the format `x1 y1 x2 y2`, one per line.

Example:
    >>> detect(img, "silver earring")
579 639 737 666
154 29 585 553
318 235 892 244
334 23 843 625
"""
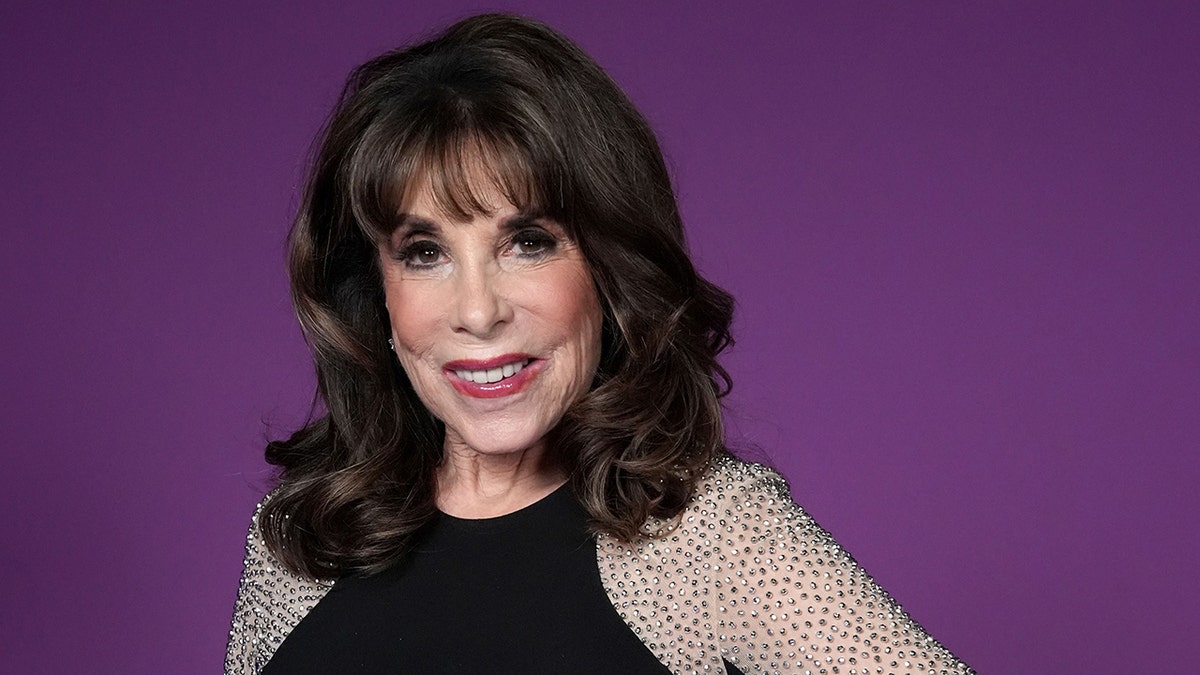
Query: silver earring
387 338 395 351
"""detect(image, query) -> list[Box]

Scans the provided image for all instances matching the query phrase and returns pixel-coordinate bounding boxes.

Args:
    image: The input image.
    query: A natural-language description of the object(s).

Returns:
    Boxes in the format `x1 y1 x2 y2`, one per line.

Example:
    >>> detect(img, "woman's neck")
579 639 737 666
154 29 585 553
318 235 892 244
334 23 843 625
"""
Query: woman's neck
435 441 567 519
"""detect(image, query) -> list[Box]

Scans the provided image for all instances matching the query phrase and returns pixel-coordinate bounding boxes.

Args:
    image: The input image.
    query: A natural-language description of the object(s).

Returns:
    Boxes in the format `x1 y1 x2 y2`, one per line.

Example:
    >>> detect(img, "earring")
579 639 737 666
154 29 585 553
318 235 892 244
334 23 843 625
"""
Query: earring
388 338 395 351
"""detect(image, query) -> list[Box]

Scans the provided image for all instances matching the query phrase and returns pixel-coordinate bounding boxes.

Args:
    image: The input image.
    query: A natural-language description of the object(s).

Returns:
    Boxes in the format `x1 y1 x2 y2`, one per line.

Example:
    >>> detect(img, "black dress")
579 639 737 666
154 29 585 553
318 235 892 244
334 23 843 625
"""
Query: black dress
231 457 967 673
261 484 674 674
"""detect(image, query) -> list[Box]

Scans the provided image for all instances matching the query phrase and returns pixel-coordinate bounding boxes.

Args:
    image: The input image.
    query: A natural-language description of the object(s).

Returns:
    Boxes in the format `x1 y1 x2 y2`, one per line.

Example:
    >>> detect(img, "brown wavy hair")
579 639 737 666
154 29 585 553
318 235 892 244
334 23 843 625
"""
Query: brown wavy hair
261 13 735 579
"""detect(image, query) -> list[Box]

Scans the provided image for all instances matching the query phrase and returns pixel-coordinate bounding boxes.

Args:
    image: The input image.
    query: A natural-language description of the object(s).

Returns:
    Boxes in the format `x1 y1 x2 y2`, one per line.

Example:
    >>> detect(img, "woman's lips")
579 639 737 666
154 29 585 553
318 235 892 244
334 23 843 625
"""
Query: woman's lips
444 354 541 399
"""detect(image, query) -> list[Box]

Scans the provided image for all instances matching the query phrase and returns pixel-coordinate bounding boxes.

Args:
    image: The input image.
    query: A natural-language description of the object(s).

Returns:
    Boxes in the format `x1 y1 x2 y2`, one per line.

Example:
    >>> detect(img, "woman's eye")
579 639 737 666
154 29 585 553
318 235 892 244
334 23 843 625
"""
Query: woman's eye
511 229 557 257
397 240 444 267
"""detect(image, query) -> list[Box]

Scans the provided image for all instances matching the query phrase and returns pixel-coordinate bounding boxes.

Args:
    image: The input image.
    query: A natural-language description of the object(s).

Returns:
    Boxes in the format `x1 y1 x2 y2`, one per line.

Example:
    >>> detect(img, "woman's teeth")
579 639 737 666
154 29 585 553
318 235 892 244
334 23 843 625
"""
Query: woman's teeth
455 359 530 384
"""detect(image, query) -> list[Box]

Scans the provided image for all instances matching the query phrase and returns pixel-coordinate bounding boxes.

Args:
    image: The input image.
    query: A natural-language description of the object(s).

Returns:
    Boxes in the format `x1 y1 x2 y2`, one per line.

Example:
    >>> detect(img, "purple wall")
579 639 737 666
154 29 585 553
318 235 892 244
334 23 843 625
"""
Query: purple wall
3 2 1196 672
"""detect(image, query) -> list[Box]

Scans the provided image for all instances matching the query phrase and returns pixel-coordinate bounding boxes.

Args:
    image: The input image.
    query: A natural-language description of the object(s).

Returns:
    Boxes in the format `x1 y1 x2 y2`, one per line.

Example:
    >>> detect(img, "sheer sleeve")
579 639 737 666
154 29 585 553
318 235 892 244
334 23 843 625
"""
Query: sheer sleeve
224 493 332 675
711 463 973 674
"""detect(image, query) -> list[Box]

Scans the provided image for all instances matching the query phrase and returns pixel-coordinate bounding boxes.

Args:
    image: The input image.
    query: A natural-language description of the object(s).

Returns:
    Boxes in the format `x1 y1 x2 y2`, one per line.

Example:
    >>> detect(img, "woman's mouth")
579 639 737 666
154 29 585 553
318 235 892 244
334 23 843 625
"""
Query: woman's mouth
452 358 531 384
444 354 541 398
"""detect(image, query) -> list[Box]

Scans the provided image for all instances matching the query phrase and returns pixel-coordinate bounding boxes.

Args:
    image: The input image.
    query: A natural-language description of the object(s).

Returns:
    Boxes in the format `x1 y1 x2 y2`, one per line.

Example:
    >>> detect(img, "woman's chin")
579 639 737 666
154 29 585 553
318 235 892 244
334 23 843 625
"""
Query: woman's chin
443 428 549 460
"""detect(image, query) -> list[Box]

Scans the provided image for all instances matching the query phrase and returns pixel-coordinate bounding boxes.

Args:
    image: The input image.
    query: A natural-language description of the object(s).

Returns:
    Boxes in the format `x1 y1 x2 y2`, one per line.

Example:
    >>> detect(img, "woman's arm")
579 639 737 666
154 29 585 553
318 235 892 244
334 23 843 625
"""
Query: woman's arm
224 494 331 675
712 463 973 674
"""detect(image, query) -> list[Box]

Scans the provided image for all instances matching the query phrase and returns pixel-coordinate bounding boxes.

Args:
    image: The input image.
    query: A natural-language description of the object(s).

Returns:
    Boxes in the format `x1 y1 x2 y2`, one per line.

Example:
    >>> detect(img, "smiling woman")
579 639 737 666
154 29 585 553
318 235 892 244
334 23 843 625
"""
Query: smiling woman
382 178 603 511
225 12 972 674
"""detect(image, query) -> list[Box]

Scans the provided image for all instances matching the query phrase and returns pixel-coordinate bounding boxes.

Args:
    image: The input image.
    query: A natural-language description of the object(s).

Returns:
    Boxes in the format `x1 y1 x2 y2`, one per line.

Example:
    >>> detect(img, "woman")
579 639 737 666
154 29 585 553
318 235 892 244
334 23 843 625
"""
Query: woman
226 13 972 674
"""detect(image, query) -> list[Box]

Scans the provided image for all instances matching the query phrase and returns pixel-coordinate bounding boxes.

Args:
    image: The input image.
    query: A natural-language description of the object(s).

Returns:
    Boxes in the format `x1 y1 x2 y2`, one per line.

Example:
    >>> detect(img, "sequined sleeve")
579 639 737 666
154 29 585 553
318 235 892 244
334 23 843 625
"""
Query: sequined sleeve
224 494 332 675
712 462 973 674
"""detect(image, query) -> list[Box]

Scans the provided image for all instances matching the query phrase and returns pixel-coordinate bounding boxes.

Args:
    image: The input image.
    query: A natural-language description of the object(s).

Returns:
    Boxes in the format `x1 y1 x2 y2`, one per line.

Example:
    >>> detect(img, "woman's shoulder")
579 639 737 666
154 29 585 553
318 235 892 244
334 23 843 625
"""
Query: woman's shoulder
628 451 824 554
703 451 790 488
234 489 335 583
685 452 861 560
686 451 797 518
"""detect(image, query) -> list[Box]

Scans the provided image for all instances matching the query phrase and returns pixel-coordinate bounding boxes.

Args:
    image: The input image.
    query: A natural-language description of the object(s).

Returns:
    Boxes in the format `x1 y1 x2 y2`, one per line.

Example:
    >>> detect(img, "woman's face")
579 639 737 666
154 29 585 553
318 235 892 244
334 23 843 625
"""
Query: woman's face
379 176 602 459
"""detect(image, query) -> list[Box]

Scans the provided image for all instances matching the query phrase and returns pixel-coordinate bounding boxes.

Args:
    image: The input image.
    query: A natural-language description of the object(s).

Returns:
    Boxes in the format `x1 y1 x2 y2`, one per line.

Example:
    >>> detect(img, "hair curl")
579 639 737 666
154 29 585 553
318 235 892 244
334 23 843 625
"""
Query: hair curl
261 13 735 578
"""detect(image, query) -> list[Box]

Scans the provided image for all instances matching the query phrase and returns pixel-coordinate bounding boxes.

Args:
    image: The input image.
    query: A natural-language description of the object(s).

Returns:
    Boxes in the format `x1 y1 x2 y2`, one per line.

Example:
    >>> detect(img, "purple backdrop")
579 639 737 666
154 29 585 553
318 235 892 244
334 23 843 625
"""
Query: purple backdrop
3 2 1197 672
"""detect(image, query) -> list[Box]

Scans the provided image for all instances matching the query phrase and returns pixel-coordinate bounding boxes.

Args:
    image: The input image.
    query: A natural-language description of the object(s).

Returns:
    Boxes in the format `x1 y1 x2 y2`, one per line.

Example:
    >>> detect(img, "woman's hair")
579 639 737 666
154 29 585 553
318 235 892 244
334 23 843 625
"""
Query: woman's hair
261 13 735 578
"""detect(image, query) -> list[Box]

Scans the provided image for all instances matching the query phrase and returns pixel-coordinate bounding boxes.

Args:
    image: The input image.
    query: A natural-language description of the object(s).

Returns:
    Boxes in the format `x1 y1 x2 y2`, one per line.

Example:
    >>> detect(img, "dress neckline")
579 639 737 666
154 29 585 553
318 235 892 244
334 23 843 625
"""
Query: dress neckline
435 480 573 528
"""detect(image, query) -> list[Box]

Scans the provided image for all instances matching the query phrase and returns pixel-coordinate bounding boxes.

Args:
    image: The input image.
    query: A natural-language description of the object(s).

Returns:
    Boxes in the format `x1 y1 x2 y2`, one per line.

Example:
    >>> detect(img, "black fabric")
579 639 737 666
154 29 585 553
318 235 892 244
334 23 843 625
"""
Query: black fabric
262 484 673 674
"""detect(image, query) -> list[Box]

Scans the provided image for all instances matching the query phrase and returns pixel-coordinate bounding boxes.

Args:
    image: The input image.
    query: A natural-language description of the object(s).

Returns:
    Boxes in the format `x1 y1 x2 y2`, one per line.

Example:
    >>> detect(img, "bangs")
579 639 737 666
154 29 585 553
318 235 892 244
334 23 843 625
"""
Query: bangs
346 112 550 244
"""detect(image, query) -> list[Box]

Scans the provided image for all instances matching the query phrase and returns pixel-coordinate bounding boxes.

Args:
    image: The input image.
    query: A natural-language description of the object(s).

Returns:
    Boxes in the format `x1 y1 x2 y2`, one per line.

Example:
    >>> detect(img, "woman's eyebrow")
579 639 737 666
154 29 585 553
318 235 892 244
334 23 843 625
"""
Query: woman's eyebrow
499 211 554 233
393 213 441 235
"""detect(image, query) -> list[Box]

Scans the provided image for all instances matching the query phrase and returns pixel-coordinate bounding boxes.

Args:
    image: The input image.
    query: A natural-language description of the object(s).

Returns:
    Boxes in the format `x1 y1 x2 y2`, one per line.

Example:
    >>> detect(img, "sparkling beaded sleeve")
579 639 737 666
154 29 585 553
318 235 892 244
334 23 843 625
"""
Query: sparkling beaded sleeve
597 456 973 674
224 494 332 675
698 458 972 674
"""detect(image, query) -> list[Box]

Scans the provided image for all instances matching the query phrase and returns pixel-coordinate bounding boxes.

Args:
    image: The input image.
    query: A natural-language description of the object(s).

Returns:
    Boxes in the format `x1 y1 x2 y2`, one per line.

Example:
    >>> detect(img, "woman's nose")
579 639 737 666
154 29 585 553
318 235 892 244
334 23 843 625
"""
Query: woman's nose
450 264 513 337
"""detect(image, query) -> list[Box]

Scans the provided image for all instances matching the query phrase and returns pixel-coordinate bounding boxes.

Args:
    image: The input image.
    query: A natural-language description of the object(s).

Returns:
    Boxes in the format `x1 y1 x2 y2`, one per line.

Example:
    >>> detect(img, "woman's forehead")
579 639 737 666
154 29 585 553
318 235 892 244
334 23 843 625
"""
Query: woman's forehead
396 147 540 223
398 189 526 231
